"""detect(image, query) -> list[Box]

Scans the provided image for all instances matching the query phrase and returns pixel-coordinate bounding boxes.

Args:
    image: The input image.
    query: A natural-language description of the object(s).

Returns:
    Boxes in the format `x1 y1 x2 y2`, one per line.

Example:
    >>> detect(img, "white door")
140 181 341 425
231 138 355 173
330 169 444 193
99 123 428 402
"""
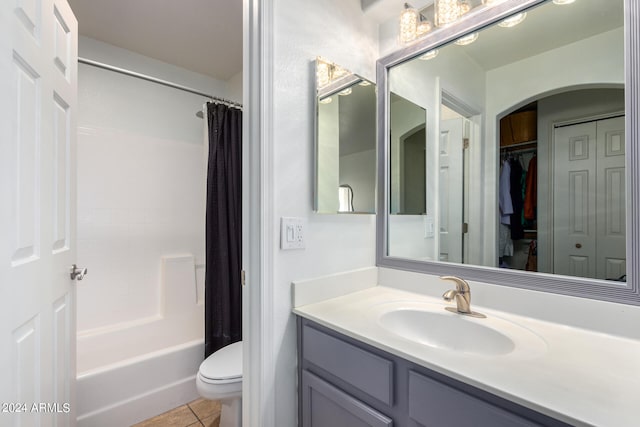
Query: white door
553 116 625 279
439 118 464 263
0 1 78 426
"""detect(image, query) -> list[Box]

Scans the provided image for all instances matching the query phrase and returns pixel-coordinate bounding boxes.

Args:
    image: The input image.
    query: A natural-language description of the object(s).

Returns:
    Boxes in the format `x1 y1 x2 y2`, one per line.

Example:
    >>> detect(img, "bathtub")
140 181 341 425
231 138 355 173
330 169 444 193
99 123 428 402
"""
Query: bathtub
77 339 203 426
76 255 205 426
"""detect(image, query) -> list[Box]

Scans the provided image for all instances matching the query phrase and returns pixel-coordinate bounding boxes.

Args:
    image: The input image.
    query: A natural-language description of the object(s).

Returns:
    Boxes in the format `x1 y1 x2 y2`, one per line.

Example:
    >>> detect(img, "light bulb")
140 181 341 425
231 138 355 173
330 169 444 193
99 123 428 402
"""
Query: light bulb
358 80 371 86
553 0 576 4
458 0 471 15
416 17 432 37
319 97 333 104
332 65 348 80
419 49 439 60
454 32 479 46
498 12 527 28
338 88 352 96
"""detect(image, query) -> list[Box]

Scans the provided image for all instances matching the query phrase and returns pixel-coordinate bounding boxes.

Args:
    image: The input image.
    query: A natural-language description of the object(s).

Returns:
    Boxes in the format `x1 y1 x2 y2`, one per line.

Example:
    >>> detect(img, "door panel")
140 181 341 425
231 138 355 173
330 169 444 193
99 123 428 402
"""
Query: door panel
595 116 626 279
553 122 597 278
0 0 78 425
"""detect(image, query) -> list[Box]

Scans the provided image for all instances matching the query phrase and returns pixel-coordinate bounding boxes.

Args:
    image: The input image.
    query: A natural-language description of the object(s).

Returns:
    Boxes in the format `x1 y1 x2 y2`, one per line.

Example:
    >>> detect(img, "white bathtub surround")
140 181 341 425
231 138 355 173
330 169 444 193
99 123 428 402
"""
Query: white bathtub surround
77 340 203 427
292 267 640 427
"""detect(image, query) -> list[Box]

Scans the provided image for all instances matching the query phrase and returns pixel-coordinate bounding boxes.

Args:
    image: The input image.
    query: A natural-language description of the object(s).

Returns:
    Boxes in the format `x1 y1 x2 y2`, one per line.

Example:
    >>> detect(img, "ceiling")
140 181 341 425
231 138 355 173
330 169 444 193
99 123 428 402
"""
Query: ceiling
67 0 243 81
460 0 624 71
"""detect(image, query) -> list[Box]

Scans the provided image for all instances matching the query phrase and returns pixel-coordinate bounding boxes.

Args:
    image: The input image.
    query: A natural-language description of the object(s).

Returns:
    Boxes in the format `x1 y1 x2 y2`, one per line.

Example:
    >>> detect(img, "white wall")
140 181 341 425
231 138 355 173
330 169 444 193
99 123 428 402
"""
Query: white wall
270 0 379 424
76 38 236 333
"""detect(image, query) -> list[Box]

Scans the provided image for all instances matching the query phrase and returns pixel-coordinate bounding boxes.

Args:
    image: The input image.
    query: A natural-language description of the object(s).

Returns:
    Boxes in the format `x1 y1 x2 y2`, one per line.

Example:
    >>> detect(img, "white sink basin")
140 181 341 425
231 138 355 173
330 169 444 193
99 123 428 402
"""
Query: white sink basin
375 302 547 358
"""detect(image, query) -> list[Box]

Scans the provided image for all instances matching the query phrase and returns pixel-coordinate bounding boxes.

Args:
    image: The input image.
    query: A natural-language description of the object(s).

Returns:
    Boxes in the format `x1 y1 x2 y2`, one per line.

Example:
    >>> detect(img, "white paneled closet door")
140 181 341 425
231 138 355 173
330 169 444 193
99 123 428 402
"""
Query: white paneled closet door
552 116 626 280
0 0 78 426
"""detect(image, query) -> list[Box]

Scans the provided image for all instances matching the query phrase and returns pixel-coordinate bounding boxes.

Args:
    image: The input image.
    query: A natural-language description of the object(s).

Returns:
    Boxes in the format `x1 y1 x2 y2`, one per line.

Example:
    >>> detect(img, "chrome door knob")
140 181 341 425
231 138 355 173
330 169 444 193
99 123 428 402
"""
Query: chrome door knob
70 264 88 281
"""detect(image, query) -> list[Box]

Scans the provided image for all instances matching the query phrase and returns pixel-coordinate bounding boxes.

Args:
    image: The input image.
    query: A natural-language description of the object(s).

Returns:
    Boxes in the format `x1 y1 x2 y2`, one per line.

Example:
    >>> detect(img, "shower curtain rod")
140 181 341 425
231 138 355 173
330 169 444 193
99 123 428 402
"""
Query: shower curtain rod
78 57 242 109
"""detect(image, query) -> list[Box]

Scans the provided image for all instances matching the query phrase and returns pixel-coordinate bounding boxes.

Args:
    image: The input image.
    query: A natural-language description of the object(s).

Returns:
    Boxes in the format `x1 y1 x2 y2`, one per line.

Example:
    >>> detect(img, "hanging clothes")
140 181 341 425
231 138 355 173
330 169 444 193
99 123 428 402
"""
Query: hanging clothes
509 158 525 240
498 223 514 257
499 159 514 225
524 155 537 220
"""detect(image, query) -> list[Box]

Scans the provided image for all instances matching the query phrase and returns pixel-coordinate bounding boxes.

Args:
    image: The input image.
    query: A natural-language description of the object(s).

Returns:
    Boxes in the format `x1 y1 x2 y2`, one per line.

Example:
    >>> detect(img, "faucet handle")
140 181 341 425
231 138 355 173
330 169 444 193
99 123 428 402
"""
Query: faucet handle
439 275 470 292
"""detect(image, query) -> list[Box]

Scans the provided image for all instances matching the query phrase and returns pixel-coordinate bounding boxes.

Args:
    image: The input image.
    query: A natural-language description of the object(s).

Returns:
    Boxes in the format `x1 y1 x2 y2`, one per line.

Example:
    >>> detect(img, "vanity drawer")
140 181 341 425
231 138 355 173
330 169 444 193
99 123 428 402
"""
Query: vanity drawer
302 324 394 406
301 370 393 427
408 370 540 427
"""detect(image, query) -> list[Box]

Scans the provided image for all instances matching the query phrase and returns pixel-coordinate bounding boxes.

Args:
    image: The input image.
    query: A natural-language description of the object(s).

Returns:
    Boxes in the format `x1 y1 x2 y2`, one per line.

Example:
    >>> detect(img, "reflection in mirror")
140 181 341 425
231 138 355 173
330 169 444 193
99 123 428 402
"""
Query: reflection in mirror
338 185 354 212
386 0 626 282
315 57 376 214
390 93 426 215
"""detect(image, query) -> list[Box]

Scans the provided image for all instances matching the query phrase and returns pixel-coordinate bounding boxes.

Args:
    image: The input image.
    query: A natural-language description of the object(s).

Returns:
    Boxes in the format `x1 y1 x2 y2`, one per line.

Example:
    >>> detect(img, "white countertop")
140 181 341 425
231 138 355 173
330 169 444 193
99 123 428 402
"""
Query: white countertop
293 278 640 427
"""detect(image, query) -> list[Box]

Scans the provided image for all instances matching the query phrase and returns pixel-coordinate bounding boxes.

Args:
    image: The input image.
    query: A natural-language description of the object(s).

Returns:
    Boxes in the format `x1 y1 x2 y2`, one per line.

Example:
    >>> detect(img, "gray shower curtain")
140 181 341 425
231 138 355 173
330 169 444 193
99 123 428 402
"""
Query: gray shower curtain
204 102 242 358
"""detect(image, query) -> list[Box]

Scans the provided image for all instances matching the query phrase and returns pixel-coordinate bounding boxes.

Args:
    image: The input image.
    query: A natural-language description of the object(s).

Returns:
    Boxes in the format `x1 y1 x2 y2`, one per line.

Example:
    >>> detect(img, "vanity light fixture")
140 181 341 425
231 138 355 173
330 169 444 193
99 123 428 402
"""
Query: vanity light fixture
498 12 527 27
419 49 439 60
338 87 352 96
435 0 461 27
358 80 371 86
399 3 419 44
319 97 333 104
553 0 576 4
454 32 479 45
316 57 351 89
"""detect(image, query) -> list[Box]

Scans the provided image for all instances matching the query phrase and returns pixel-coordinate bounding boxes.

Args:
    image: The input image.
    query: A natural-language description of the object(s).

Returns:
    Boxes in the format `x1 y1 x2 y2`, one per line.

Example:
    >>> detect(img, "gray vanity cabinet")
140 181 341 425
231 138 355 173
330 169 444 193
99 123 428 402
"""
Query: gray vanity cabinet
297 317 569 427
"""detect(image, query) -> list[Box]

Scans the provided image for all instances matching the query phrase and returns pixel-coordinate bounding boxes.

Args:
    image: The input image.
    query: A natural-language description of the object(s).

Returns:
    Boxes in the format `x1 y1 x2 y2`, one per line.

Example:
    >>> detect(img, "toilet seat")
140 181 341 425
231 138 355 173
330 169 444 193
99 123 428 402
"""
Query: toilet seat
198 341 242 382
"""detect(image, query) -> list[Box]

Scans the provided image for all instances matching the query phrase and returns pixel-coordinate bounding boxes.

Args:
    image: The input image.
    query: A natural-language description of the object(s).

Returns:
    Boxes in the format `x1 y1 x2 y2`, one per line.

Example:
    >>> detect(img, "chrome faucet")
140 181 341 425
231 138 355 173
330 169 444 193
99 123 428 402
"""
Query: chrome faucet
440 276 485 318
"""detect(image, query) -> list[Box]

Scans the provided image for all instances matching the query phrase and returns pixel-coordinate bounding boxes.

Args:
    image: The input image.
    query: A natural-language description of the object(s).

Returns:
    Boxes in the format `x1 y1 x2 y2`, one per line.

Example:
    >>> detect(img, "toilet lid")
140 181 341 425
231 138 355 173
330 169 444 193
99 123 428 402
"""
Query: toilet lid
199 341 242 381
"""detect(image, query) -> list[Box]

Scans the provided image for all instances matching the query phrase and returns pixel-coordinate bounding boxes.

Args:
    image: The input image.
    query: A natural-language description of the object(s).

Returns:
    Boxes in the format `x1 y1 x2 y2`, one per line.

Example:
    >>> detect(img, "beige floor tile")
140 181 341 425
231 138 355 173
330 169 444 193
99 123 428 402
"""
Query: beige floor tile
131 405 199 427
187 398 221 420
199 413 221 427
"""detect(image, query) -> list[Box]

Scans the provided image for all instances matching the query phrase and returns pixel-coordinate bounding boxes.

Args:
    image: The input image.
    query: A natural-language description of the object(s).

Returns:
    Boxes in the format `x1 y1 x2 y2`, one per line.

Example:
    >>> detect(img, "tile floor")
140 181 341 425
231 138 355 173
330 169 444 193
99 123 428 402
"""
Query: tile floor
131 398 221 427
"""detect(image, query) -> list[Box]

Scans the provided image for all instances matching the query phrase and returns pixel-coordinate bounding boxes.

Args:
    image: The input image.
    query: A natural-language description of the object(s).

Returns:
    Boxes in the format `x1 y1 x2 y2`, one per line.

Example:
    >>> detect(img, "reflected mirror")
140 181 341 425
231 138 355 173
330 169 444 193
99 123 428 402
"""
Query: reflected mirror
385 0 626 282
315 57 376 214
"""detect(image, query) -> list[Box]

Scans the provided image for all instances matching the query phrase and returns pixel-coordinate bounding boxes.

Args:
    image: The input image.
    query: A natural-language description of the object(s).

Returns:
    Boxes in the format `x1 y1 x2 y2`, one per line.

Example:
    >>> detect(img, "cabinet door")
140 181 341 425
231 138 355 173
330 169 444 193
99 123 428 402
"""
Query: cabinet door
408 371 540 427
302 370 393 427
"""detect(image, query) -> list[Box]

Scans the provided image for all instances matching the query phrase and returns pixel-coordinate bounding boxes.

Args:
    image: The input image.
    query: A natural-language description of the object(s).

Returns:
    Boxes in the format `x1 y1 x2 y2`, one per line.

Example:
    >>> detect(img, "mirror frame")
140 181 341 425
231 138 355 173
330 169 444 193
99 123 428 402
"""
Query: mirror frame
376 0 640 305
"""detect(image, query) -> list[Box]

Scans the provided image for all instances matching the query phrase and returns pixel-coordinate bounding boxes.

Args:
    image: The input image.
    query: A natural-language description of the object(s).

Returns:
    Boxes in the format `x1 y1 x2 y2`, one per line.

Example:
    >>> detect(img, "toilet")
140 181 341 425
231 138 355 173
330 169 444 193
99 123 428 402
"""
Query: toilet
196 341 242 427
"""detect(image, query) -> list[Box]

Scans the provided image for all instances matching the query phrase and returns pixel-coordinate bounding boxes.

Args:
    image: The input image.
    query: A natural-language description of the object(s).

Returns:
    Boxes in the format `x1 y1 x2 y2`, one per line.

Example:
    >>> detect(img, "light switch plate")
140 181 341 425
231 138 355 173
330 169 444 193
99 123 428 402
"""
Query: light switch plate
281 217 305 250
424 214 434 238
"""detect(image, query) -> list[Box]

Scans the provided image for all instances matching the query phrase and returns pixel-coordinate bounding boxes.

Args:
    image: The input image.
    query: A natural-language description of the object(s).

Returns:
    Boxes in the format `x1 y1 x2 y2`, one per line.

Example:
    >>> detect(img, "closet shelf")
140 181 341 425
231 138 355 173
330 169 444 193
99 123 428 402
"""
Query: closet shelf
500 140 537 150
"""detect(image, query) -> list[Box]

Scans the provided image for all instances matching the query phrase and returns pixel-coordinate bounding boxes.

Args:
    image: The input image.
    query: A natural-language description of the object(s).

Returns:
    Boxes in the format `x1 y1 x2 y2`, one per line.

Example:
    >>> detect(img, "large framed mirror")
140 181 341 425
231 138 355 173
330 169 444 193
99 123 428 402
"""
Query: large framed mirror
315 57 376 214
377 0 640 304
